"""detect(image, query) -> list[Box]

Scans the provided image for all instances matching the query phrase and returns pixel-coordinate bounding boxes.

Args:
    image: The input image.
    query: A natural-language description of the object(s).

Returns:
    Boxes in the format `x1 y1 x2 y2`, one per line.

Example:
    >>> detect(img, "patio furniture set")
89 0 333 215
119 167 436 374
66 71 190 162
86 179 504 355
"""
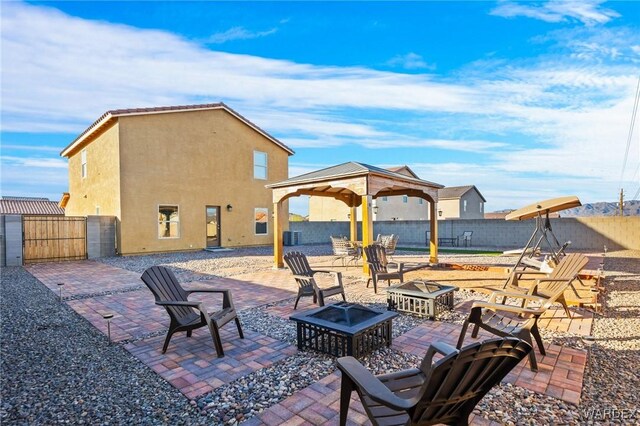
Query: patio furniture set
139 248 590 425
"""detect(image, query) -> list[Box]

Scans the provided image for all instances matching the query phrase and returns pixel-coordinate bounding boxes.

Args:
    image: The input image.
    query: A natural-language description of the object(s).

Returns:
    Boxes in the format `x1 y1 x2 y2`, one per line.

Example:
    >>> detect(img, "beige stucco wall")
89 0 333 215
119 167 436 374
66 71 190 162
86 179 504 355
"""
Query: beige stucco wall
374 196 430 220
64 123 121 219
308 195 431 221
439 191 484 219
64 108 289 255
116 109 289 254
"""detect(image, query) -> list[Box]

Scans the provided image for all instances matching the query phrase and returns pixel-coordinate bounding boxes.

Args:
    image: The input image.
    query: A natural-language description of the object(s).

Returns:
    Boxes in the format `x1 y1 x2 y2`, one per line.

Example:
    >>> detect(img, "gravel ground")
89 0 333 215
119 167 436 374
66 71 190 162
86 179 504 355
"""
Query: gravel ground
0 267 199 425
97 244 511 279
5 248 639 425
578 250 640 424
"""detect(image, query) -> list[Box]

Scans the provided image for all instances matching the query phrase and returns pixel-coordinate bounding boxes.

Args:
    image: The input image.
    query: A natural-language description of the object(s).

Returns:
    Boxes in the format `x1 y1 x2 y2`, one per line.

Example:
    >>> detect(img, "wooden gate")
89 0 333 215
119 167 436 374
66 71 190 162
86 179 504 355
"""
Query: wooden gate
23 216 87 264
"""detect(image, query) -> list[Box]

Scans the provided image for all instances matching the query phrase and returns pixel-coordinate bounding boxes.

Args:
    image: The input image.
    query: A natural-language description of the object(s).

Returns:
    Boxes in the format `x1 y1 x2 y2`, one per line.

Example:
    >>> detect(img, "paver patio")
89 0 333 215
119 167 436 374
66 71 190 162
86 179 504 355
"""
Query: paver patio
25 255 597 424
125 327 297 399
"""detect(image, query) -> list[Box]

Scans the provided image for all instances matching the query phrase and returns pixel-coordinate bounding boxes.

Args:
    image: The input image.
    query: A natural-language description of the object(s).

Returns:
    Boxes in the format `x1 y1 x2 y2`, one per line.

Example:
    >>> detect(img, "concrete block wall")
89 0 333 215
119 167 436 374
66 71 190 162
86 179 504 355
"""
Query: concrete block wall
86 216 116 259
1 214 117 265
289 221 351 244
290 217 640 251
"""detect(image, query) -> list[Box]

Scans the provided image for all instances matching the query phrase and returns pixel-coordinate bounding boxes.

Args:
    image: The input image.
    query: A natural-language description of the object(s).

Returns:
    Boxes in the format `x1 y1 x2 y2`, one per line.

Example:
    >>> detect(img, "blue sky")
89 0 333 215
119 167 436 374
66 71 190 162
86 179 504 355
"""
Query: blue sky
2 0 639 215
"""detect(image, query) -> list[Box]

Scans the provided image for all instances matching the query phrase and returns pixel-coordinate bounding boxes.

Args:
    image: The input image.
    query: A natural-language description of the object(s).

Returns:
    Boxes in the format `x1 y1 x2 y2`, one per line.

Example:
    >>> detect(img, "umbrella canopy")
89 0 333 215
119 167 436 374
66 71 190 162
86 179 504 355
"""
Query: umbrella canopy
505 196 582 221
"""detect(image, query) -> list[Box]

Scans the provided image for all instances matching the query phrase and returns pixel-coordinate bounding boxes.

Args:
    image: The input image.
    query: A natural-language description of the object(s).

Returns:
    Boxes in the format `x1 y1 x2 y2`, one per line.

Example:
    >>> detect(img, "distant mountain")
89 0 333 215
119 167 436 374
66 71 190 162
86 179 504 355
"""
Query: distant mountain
561 200 640 217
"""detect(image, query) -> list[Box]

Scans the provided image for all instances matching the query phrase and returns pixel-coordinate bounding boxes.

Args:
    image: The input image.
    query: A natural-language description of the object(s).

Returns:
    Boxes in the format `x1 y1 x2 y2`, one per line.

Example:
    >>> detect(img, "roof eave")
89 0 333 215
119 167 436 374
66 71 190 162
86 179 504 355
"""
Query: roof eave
60 104 294 158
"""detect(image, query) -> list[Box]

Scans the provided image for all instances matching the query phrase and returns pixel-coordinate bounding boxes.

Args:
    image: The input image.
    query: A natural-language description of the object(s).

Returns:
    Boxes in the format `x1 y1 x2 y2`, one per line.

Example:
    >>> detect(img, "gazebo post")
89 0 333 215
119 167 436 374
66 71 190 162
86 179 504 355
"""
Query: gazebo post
429 201 438 264
349 206 357 242
273 200 285 268
361 195 373 274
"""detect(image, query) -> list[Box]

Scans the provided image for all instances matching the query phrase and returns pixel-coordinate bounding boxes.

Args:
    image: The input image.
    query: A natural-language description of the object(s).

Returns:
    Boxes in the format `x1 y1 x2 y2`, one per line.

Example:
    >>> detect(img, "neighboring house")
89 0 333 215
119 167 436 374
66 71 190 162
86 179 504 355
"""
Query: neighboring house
308 166 485 221
484 209 516 219
309 166 431 221
0 196 64 215
60 103 293 255
438 185 486 219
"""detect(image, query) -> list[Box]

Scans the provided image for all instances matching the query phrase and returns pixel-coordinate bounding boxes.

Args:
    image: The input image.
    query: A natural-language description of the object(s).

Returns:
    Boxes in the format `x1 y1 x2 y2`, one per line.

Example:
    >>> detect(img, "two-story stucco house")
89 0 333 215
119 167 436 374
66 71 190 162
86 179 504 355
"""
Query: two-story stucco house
308 167 485 221
60 103 293 255
437 185 486 219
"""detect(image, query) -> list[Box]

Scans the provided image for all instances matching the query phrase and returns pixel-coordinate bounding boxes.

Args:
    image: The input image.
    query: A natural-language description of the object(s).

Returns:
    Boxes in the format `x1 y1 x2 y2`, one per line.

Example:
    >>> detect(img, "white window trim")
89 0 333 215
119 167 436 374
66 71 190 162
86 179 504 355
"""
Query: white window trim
463 200 468 212
81 149 87 179
254 207 269 236
254 150 268 180
158 204 180 239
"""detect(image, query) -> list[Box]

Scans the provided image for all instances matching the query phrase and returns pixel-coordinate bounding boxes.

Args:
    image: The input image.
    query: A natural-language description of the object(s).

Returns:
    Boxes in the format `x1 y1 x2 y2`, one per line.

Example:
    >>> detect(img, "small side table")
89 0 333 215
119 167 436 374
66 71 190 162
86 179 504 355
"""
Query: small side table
386 280 458 319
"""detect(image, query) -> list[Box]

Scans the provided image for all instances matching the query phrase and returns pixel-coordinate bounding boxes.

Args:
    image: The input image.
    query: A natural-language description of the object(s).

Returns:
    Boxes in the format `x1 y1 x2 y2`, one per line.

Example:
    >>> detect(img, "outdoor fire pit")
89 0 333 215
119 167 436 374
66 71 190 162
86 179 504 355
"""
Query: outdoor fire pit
289 302 398 358
386 280 458 319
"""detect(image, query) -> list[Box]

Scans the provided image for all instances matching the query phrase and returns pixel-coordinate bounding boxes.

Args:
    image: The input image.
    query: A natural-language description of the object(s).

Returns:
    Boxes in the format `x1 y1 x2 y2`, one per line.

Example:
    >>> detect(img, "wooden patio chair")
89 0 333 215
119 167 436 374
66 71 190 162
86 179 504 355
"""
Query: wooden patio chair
284 251 346 309
330 236 360 268
363 244 404 294
337 337 531 426
140 266 244 357
458 231 473 247
455 282 571 371
502 252 589 318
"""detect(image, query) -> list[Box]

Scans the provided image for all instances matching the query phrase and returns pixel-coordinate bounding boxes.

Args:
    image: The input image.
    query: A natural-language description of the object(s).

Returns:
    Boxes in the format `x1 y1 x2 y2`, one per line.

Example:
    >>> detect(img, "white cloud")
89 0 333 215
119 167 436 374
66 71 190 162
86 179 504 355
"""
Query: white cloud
2 156 67 169
205 26 278 44
2 2 638 209
387 53 435 70
490 0 620 26
1 144 63 152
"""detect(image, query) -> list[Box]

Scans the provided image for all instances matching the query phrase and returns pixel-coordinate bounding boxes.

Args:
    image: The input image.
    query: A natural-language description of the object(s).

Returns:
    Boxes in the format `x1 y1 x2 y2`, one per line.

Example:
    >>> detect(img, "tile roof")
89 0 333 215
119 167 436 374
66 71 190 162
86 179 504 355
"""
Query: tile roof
0 197 64 215
268 161 443 188
61 102 294 157
438 185 486 202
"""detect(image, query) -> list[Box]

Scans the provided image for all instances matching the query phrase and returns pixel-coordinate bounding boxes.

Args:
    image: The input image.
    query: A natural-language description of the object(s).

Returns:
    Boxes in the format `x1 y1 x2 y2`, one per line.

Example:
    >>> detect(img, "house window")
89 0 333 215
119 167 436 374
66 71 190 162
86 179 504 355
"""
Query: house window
403 196 408 203
382 197 388 201
418 198 423 205
81 149 87 178
255 208 268 235
463 200 468 212
480 203 483 212
158 205 180 238
254 151 267 180
96 206 100 215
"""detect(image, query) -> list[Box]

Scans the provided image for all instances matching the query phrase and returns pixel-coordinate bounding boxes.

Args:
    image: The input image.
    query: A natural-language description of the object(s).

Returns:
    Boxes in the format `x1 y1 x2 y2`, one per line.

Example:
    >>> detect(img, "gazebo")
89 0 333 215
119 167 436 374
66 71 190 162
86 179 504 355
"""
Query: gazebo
267 162 444 271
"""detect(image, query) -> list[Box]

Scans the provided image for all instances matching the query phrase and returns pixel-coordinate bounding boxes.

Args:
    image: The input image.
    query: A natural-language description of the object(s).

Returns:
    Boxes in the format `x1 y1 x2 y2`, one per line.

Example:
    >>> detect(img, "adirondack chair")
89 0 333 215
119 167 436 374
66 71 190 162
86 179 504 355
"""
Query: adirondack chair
141 266 244 357
363 244 404 294
337 337 531 426
456 279 572 371
330 236 360 268
284 251 346 309
502 252 589 318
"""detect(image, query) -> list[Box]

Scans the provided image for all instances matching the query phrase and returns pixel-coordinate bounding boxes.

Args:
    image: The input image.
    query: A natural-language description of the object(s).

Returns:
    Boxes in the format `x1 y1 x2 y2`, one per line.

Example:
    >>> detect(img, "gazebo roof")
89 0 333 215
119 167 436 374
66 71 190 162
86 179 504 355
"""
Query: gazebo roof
268 161 442 268
268 161 443 189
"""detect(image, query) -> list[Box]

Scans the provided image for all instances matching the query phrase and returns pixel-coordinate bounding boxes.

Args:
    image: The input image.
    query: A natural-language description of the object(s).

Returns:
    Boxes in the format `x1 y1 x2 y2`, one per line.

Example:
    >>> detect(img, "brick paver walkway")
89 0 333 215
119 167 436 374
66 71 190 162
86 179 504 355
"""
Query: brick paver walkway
27 257 593 424
125 328 297 399
27 260 142 297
